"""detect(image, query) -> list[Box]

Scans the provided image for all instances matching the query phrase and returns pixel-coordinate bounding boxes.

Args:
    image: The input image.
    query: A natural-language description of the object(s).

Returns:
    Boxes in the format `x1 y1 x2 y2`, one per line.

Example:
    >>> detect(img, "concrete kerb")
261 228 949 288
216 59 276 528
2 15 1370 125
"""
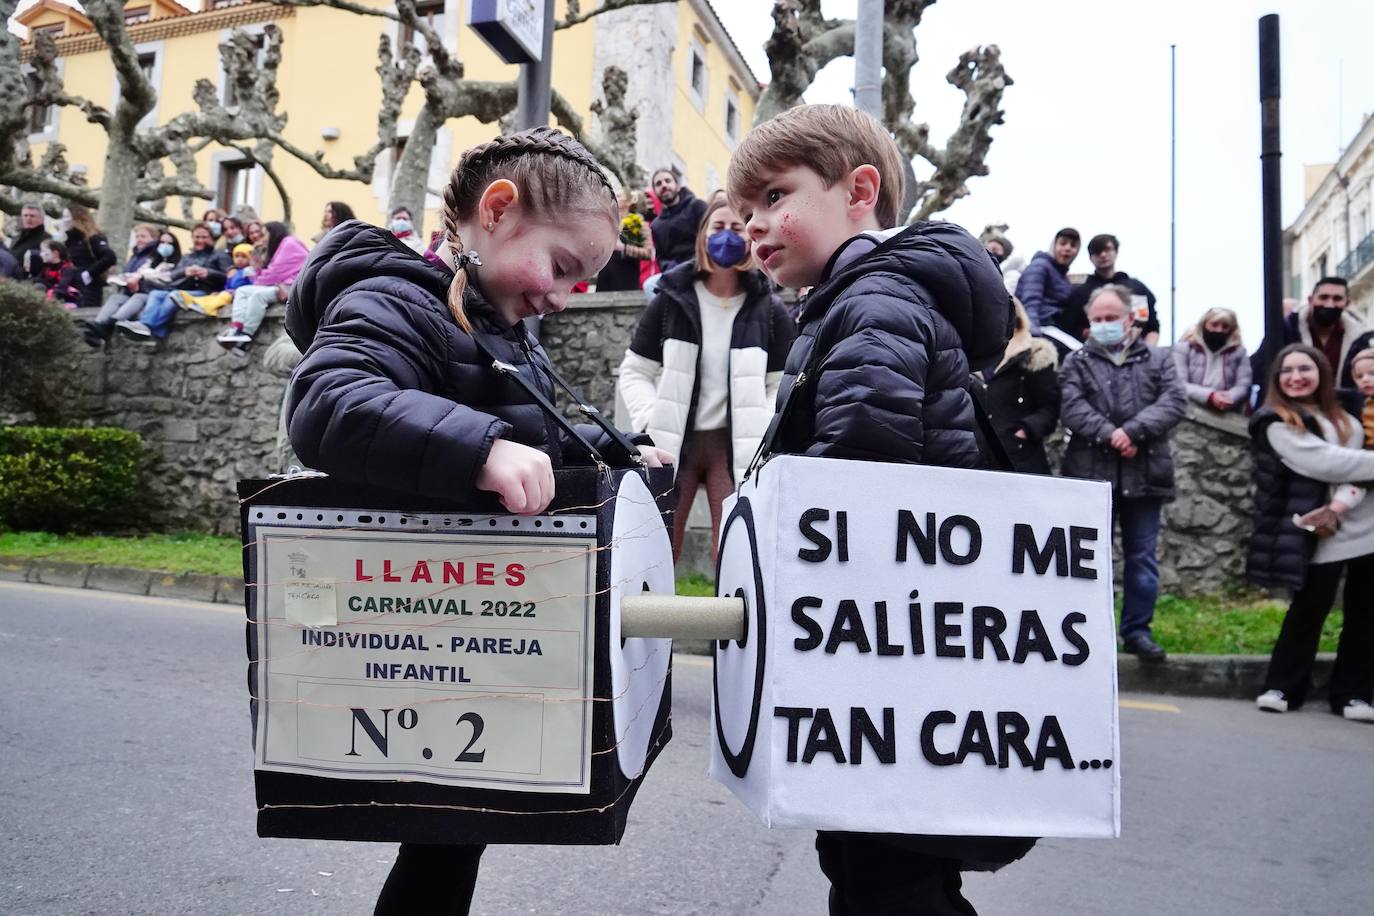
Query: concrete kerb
0 556 242 607
0 558 1336 702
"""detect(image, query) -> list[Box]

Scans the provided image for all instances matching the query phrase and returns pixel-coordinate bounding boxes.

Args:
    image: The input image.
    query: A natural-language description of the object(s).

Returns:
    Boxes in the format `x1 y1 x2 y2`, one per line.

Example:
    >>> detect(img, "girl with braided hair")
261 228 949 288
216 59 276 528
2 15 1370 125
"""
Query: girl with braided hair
283 127 672 914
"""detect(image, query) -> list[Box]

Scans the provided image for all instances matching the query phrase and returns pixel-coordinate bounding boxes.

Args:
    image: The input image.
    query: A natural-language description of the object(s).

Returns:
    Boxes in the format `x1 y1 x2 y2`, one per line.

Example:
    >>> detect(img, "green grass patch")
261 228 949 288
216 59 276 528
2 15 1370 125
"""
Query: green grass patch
1121 591 1340 655
0 531 242 577
674 572 717 597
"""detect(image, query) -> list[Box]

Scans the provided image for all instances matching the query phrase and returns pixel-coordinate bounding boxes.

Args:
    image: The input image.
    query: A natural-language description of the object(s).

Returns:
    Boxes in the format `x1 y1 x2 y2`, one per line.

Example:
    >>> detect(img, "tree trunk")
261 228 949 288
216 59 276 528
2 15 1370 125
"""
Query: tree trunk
388 105 440 229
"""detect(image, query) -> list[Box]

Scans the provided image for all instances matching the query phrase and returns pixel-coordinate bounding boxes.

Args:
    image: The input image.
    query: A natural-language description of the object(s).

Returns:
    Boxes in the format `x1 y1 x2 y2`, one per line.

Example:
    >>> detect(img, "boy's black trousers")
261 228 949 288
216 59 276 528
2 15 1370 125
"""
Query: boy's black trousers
373 843 485 916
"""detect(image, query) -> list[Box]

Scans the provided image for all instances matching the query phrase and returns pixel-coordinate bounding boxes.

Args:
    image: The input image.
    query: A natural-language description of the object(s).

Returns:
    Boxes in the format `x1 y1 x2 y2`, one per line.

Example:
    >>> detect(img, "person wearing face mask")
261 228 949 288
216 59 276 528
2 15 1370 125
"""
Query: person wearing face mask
1278 276 1373 392
387 206 426 254
202 208 225 247
1171 307 1252 413
83 230 181 346
618 196 796 561
1060 284 1186 663
221 215 248 250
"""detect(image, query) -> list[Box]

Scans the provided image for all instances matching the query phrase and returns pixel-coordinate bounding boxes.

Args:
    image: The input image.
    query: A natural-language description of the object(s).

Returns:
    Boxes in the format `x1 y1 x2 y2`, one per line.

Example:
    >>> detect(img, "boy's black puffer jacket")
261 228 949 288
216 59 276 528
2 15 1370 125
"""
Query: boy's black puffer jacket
775 222 1014 468
285 220 644 499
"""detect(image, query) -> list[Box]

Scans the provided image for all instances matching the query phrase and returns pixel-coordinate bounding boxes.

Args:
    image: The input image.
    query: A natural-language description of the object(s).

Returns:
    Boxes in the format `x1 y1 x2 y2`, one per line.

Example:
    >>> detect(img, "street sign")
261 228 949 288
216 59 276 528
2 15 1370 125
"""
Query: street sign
469 0 545 65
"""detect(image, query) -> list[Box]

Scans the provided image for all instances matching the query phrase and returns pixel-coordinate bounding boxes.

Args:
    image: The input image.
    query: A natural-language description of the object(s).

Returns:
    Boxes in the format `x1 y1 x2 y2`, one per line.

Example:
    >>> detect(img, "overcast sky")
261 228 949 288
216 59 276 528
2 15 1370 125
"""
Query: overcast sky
715 0 1374 346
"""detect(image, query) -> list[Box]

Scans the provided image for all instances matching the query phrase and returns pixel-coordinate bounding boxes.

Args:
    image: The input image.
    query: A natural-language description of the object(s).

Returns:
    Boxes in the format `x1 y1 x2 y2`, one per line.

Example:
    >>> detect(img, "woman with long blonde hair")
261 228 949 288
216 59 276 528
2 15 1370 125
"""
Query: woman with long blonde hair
1171 307 1251 412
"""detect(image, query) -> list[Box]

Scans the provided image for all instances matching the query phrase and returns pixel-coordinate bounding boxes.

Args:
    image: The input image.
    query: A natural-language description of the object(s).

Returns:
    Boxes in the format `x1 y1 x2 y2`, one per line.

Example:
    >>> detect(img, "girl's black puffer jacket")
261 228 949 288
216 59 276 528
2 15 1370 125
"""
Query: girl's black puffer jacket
285 220 643 498
1246 407 1326 590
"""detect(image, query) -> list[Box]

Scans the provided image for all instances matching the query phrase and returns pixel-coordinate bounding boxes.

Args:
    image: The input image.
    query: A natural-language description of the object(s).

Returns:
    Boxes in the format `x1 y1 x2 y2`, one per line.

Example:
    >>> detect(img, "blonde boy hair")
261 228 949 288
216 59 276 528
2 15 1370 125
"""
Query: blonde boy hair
1349 348 1374 376
727 104 907 228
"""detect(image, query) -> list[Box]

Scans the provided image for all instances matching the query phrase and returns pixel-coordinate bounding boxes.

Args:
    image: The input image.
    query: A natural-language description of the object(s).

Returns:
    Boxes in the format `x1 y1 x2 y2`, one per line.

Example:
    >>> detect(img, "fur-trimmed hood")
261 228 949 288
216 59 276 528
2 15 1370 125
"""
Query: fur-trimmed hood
997 332 1058 375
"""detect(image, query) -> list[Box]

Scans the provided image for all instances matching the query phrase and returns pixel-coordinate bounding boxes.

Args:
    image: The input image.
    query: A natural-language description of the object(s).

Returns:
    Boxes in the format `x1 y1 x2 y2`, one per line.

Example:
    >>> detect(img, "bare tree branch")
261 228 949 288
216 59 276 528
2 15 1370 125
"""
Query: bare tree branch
556 0 675 30
756 0 1010 222
909 45 1011 221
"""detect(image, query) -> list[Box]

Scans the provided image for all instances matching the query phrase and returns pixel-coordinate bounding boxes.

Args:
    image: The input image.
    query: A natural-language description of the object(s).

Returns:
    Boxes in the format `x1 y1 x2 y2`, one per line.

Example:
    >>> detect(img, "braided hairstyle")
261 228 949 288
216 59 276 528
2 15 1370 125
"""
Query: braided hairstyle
440 126 617 332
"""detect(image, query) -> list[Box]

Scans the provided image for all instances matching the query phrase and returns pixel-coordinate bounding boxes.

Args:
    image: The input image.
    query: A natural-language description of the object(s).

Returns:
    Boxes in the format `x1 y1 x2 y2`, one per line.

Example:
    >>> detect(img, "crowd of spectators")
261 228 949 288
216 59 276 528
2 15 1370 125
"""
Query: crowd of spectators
4 183 1369 722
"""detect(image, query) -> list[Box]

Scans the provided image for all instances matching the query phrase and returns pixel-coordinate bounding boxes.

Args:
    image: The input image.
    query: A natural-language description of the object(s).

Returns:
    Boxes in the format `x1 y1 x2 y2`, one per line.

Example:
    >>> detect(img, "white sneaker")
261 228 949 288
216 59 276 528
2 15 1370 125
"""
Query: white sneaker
217 326 252 348
116 319 152 338
1341 699 1374 723
1256 689 1288 713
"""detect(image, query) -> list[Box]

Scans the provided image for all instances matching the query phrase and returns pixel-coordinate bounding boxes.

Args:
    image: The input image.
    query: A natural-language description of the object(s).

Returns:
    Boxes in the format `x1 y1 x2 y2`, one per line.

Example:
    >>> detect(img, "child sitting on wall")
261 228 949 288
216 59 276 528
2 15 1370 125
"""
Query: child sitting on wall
175 243 256 317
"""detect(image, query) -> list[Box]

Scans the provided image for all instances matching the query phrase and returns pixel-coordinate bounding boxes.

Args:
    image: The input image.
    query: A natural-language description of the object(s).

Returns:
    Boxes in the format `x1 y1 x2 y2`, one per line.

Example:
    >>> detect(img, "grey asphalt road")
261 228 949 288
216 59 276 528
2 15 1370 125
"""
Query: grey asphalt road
2 581 1371 916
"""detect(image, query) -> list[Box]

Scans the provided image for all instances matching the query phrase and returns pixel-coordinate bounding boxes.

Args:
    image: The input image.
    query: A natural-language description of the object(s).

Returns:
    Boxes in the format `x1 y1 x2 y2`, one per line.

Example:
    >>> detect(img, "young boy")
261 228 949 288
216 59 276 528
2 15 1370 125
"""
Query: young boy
176 242 255 317
727 104 1023 914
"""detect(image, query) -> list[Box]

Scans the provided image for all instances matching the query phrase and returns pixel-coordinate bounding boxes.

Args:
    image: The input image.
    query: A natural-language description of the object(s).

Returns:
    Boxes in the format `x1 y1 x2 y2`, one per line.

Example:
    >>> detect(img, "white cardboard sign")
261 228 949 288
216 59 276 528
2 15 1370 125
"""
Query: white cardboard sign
710 455 1120 839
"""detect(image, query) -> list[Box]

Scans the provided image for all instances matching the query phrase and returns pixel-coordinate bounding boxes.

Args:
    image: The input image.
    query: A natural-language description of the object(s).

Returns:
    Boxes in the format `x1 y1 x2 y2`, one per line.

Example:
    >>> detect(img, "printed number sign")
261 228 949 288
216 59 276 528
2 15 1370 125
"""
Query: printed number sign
711 455 1120 839
240 467 674 845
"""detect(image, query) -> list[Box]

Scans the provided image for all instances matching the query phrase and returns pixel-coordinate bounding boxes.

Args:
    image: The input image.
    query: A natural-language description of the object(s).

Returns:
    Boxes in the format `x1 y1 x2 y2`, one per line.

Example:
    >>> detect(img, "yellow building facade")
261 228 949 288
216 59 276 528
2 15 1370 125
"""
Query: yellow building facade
15 0 758 239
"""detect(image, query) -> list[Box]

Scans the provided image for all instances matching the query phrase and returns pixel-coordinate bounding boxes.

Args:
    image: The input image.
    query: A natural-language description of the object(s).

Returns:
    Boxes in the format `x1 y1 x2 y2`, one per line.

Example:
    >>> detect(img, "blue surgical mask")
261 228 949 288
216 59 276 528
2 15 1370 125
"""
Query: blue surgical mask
1089 319 1126 346
706 229 747 268
207 221 223 237
157 242 175 258
391 218 413 235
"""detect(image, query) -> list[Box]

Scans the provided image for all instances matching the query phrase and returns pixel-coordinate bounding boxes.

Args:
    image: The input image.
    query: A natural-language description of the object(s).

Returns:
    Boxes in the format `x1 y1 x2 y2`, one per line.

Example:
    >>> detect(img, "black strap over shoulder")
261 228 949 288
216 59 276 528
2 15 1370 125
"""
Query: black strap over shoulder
743 335 826 483
469 329 643 470
969 386 1015 472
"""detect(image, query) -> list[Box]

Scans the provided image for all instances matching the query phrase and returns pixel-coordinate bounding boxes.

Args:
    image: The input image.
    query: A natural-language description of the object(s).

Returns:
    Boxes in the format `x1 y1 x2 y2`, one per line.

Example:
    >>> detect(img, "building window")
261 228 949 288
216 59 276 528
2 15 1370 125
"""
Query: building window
218 159 258 212
25 71 53 134
400 0 445 58
222 32 266 107
724 95 739 142
124 5 151 24
30 22 64 39
689 44 707 103
209 0 247 7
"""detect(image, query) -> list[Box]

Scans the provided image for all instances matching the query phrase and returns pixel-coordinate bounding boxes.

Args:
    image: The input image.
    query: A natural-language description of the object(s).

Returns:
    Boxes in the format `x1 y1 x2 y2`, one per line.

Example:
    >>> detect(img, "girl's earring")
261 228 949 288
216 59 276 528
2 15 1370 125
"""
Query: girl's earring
485 221 494 231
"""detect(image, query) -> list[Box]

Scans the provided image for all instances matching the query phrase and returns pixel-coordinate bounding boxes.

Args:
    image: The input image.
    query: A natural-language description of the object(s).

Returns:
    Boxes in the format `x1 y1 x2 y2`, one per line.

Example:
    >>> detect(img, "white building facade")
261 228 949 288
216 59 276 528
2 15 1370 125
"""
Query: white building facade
1286 114 1374 322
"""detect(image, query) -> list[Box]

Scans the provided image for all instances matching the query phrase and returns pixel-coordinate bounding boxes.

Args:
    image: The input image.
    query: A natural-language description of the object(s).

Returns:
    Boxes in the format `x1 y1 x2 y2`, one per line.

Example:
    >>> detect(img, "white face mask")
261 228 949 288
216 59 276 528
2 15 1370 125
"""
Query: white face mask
1089 319 1127 346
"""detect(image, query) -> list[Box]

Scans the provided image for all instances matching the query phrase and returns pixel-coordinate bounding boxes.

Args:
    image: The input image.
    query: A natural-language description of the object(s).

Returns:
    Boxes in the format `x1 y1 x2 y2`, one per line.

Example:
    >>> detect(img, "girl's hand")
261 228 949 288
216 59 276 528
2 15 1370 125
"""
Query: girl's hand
477 439 555 515
636 445 674 468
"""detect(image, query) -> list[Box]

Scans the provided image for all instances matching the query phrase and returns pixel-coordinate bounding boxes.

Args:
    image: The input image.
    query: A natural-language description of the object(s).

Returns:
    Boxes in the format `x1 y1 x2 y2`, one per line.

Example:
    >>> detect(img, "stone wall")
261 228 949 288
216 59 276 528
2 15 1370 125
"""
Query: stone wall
47 307 298 534
42 296 1258 596
1156 406 1253 594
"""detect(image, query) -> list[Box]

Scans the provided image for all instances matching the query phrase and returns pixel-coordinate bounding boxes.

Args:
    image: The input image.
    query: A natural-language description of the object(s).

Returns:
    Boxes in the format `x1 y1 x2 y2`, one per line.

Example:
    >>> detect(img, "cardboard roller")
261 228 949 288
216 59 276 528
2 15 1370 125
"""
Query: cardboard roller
620 594 746 641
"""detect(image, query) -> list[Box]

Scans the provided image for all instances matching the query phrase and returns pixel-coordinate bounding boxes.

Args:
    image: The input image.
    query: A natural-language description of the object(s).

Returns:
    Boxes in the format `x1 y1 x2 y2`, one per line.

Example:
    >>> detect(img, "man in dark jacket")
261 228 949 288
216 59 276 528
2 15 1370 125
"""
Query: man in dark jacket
1014 227 1078 336
10 204 50 280
1281 276 1370 389
648 168 708 273
1056 234 1161 348
1060 283 1186 663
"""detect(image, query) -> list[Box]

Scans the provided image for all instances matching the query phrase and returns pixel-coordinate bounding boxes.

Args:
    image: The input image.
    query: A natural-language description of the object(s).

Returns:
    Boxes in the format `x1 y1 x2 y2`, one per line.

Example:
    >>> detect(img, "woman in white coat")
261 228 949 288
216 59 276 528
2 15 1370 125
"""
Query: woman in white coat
617 197 795 561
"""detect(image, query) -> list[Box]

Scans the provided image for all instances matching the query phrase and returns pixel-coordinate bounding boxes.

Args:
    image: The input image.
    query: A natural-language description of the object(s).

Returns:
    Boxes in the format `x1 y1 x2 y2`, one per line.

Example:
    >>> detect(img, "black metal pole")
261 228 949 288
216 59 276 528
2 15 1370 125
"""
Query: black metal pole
1170 44 1177 344
516 0 555 340
516 0 555 131
1258 14 1283 380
